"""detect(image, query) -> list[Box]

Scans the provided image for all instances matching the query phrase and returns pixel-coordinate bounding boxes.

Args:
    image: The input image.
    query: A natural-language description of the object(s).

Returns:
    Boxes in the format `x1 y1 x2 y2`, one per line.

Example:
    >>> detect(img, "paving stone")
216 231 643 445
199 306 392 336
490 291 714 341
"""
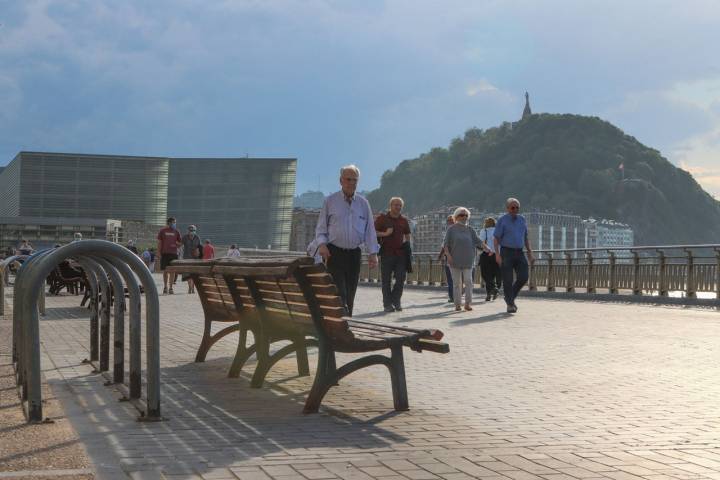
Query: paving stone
10 282 720 480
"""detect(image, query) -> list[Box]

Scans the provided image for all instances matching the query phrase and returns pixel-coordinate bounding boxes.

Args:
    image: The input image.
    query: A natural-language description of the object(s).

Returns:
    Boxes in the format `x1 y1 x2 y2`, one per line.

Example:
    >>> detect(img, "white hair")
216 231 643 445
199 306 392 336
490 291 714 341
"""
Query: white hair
389 197 404 207
340 164 360 177
452 207 470 219
506 197 520 207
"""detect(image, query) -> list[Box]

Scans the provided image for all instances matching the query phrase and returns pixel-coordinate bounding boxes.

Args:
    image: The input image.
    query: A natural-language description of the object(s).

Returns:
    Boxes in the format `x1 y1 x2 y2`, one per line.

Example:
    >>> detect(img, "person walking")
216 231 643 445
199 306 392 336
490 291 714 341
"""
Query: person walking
479 217 502 301
148 248 157 272
494 197 535 313
437 215 455 303
157 217 182 294
141 248 152 268
226 244 241 257
17 239 33 255
315 165 379 316
203 239 215 259
443 207 483 311
126 239 139 255
375 197 411 312
181 225 202 293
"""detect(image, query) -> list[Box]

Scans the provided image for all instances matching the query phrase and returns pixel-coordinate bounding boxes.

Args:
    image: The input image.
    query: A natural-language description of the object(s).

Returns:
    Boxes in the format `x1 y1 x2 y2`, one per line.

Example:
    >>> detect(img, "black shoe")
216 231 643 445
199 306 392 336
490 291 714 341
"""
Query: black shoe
447 298 454 303
393 304 402 312
485 292 492 302
383 306 395 313
492 291 498 300
506 304 517 313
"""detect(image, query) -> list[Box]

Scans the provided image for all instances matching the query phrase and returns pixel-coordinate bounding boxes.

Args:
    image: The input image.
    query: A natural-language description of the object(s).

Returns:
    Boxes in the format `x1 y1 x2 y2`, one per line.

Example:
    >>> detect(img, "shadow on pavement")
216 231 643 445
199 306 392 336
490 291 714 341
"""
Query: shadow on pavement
60 356 410 474
450 311 510 326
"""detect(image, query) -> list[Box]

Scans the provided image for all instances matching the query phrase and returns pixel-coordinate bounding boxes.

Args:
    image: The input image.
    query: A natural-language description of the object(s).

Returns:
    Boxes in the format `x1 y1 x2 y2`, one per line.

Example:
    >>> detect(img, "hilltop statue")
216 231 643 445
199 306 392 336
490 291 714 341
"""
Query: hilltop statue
522 91 532 120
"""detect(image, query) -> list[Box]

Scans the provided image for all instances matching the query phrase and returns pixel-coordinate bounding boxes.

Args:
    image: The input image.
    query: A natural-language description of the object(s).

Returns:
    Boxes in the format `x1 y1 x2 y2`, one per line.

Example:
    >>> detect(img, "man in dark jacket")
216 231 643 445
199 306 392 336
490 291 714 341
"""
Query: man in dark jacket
374 197 411 312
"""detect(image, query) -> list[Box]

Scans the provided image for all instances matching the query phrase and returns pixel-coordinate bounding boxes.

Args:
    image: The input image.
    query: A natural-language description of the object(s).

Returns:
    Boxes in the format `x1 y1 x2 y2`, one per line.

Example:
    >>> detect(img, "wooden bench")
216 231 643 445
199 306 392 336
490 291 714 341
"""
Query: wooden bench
167 260 315 385
168 256 449 413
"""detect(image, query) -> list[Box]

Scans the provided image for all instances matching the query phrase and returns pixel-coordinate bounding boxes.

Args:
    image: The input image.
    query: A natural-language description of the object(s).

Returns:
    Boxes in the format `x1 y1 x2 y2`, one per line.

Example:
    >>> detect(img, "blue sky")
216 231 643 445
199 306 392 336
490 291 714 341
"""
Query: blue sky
1 0 719 197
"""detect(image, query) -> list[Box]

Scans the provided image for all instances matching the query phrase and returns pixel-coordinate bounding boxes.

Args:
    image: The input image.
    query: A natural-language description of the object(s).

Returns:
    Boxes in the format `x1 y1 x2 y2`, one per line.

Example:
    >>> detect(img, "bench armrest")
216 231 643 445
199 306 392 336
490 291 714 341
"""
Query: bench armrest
415 339 450 353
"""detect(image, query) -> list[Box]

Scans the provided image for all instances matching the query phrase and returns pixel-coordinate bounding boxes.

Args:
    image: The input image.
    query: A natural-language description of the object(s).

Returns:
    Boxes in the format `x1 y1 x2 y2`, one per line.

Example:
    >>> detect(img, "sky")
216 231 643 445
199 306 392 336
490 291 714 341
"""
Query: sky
1 0 719 197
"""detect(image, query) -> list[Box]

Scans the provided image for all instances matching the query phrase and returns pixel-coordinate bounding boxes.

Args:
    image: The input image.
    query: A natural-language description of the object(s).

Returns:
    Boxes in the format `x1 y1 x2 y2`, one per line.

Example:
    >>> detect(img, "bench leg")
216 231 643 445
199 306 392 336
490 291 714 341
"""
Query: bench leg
250 331 271 388
195 319 213 362
304 348 392 414
228 327 256 378
304 343 333 413
196 322 240 363
295 337 310 376
389 344 409 411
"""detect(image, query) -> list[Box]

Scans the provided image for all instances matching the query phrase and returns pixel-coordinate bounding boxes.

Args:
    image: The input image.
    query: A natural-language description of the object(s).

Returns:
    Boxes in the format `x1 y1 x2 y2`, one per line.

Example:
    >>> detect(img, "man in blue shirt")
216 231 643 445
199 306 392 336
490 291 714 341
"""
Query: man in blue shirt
493 197 535 313
315 165 379 316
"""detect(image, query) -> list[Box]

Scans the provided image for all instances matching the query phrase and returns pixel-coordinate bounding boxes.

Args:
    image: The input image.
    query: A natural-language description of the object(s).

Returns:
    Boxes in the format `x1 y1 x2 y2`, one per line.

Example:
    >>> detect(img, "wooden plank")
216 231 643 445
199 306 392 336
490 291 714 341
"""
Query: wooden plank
213 265 295 277
311 284 339 296
417 339 450 353
347 319 444 341
314 294 344 308
299 264 328 275
261 297 345 319
166 265 213 275
257 289 307 302
215 256 314 267
305 273 334 285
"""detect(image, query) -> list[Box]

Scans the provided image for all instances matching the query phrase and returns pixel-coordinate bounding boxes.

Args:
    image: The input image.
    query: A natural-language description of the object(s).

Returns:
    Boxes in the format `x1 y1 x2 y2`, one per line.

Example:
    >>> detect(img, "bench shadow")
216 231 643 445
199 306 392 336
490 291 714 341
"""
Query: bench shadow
58 355 411 474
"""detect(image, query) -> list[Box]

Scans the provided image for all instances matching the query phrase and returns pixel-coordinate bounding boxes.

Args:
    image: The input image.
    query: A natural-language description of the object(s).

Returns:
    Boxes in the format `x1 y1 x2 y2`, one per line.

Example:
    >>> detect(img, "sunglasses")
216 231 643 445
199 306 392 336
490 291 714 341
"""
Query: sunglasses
509 206 519 211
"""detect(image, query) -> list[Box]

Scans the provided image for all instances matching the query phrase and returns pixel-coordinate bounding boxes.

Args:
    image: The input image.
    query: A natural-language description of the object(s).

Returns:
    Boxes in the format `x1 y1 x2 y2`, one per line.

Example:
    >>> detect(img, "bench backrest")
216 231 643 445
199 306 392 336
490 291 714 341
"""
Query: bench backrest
172 257 349 336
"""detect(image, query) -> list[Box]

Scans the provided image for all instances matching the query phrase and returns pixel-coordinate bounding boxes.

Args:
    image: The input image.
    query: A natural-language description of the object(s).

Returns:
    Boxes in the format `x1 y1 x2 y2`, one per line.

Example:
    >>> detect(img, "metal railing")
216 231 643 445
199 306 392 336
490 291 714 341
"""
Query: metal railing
357 244 720 301
9 240 161 423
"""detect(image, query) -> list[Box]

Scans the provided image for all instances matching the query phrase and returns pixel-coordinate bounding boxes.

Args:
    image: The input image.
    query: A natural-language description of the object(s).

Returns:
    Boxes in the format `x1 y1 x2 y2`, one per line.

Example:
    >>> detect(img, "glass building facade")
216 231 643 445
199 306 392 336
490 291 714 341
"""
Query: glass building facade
168 158 296 249
0 152 297 250
0 152 169 224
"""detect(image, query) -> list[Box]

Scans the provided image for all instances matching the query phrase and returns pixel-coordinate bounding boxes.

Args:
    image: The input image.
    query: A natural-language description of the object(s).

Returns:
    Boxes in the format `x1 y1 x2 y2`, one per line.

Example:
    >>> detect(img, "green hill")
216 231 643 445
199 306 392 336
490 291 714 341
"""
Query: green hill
367 114 720 245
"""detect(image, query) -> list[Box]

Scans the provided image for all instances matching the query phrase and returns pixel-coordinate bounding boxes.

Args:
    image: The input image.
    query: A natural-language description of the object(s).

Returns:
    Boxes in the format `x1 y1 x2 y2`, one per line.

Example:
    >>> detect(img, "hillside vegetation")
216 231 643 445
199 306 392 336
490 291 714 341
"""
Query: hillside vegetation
367 114 720 245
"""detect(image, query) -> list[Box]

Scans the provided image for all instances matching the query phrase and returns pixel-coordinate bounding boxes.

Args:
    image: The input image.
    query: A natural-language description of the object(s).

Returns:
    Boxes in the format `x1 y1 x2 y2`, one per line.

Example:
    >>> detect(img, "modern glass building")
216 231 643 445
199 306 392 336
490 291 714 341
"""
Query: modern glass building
0 152 169 224
168 158 296 249
0 152 297 250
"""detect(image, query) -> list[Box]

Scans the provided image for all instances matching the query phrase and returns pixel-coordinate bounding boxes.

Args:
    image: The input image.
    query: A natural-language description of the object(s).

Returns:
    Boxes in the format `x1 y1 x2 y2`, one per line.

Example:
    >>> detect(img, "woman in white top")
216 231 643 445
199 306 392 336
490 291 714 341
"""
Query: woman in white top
479 217 502 301
226 244 241 258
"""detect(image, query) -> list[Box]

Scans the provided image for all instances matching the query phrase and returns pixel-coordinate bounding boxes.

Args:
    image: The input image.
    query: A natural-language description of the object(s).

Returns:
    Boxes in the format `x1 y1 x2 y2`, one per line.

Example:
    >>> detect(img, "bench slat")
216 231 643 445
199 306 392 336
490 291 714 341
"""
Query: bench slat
261 297 345 319
304 273 334 285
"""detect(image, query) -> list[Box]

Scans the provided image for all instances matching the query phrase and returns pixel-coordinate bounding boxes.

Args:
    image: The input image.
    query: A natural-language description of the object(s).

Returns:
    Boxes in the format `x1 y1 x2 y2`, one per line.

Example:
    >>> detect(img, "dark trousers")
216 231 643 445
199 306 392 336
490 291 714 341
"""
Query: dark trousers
479 252 502 294
326 244 361 316
501 247 529 306
444 264 453 300
380 254 407 308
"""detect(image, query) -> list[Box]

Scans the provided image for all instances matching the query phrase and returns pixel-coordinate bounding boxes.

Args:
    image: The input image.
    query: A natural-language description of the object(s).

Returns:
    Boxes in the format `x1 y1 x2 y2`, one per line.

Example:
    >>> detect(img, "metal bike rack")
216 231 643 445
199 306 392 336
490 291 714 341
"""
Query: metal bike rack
11 240 161 423
0 255 28 316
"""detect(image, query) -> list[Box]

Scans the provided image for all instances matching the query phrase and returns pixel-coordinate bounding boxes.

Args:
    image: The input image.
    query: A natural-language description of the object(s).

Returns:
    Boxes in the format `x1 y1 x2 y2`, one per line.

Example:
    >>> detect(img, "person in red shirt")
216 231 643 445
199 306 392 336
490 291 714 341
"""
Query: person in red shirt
157 217 182 294
374 197 411 312
203 239 215 259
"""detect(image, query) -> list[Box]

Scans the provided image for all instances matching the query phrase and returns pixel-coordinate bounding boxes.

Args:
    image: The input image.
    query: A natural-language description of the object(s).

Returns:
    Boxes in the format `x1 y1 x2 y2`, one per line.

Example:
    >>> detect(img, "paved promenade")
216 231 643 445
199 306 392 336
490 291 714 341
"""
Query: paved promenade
4 280 720 479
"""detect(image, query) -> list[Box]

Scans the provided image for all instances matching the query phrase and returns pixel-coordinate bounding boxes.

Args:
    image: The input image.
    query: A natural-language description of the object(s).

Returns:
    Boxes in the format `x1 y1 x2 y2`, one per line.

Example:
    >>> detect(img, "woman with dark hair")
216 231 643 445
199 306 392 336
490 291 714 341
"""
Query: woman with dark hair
479 217 502 301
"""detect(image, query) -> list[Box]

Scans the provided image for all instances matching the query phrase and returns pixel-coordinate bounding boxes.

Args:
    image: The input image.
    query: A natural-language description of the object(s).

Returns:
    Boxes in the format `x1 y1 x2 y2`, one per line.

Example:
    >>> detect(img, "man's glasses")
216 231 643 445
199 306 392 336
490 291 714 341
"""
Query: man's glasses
509 206 519 211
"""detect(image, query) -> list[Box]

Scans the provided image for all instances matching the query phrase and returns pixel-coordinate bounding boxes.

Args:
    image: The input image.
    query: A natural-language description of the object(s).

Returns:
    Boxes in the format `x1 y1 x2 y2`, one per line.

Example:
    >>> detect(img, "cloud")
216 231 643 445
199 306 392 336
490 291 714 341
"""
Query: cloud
674 127 720 197
1 0 720 197
466 79 499 96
